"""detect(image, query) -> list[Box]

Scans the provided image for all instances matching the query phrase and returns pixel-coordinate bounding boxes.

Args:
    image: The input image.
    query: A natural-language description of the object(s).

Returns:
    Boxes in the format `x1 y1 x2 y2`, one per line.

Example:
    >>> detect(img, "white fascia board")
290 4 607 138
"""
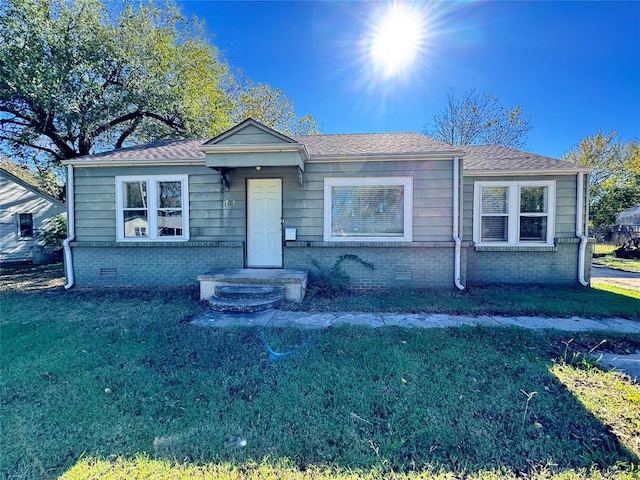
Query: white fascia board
61 158 205 167
307 151 464 163
465 168 593 176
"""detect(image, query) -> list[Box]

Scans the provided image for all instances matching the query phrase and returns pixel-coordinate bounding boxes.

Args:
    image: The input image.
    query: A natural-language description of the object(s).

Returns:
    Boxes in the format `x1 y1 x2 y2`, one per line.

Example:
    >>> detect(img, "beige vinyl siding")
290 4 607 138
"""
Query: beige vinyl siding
462 174 578 242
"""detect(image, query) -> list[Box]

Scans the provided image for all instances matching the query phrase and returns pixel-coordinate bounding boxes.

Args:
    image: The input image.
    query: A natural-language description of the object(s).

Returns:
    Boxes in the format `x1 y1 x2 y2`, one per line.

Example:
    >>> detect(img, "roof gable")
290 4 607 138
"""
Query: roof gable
0 168 65 207
199 119 308 172
203 118 297 146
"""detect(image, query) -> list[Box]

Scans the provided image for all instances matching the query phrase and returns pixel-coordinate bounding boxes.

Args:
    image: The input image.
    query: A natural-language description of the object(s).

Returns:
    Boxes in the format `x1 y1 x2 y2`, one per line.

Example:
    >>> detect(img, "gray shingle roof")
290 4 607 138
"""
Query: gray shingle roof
462 145 583 172
72 138 207 161
64 133 587 173
291 133 457 157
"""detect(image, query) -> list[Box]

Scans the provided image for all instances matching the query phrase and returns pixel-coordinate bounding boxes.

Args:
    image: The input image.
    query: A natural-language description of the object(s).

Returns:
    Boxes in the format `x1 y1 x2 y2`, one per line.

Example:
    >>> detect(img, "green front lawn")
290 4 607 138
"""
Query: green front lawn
593 244 640 273
290 283 640 318
1 268 639 479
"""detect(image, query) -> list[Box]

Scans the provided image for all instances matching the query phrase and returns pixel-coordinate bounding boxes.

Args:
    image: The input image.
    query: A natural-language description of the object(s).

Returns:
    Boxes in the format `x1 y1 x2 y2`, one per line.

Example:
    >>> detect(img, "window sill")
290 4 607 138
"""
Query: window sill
71 240 243 248
474 244 557 252
116 238 189 243
287 240 473 248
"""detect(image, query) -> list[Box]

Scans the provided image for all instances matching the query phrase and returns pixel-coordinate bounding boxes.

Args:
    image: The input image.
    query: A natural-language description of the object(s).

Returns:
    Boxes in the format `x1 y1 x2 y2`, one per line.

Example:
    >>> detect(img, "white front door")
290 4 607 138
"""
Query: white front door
247 178 282 267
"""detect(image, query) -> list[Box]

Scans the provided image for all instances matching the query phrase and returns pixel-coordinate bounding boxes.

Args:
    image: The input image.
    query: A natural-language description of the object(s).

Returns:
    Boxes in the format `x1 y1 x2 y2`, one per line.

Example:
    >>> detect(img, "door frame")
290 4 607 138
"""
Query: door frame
246 177 283 268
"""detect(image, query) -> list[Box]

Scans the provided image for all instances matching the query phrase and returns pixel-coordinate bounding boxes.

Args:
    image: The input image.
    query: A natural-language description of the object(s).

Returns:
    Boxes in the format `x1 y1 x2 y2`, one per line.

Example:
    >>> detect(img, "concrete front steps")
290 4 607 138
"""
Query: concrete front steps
198 269 309 313
208 285 286 313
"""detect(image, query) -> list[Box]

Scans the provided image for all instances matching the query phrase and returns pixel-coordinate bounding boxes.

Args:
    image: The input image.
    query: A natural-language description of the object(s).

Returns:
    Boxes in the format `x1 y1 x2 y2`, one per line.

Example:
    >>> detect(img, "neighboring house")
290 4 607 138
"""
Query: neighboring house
616 205 640 237
0 168 66 264
60 118 592 290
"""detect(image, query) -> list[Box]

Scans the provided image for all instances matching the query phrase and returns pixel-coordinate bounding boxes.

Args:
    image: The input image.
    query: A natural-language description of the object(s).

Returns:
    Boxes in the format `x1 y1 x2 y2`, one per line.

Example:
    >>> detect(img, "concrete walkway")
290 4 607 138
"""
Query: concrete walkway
192 309 640 380
192 309 640 333
591 265 640 291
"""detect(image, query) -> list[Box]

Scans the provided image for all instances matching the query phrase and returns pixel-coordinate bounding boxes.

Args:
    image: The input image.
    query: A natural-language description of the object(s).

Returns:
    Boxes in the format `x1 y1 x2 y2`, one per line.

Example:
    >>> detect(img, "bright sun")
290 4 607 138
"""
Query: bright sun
369 4 426 78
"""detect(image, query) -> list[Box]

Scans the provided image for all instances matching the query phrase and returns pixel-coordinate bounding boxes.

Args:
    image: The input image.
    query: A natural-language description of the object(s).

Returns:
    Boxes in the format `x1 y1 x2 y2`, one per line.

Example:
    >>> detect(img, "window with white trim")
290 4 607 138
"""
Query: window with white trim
473 181 555 246
324 177 413 242
116 175 189 241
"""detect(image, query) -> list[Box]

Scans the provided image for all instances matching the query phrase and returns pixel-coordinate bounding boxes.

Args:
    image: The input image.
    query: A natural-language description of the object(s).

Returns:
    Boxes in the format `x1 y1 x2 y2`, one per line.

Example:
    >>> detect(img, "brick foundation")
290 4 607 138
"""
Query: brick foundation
284 241 467 289
69 238 591 289
467 238 591 285
71 241 244 287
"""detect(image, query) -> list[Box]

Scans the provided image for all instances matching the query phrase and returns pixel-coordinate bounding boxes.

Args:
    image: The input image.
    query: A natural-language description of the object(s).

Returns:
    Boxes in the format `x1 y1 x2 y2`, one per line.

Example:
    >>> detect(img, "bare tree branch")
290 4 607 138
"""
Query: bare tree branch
424 89 532 149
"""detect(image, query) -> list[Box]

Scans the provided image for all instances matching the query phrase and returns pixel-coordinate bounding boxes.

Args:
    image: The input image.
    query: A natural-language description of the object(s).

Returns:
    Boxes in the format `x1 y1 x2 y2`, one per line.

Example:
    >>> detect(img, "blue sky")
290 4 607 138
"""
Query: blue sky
179 1 640 159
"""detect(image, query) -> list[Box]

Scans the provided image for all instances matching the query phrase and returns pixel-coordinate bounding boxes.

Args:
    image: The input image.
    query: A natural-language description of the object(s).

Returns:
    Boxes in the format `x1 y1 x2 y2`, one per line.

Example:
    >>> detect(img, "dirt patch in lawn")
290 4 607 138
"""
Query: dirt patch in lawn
0 263 65 292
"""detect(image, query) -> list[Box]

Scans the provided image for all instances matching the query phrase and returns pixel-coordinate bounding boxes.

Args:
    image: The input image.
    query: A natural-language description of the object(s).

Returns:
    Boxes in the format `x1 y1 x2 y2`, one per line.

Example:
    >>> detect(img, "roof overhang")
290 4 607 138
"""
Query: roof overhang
306 150 465 163
199 143 309 171
465 167 593 176
61 158 205 167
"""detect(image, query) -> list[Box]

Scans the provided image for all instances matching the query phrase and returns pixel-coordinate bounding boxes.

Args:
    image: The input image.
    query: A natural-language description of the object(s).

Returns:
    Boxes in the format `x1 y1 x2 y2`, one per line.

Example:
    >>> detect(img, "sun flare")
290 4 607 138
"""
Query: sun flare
369 4 426 78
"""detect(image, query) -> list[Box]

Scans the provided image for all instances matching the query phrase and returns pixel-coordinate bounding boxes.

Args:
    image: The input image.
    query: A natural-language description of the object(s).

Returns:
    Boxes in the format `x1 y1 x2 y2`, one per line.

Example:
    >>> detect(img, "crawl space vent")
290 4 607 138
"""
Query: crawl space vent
394 271 413 281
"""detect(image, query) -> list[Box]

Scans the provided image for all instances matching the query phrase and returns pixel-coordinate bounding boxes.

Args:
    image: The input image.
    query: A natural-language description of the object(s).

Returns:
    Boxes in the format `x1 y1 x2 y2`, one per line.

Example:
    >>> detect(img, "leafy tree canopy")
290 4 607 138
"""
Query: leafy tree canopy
0 0 318 170
0 158 63 199
563 130 640 226
424 89 532 149
226 76 319 135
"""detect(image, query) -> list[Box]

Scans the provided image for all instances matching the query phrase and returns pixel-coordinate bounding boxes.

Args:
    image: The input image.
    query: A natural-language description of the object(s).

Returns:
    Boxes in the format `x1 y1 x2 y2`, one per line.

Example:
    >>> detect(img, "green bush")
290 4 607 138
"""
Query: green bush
35 213 67 248
309 254 375 298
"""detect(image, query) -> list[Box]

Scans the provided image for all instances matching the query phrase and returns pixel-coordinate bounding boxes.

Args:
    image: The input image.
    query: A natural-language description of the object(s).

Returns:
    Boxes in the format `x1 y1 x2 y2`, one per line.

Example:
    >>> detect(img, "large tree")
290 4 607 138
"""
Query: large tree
0 0 232 166
224 73 319 135
424 89 532 149
563 131 640 226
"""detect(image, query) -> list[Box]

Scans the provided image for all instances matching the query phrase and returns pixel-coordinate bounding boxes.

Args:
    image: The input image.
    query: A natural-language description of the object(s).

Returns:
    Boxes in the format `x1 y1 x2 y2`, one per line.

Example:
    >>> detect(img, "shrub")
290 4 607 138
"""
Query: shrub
309 254 374 298
36 213 67 249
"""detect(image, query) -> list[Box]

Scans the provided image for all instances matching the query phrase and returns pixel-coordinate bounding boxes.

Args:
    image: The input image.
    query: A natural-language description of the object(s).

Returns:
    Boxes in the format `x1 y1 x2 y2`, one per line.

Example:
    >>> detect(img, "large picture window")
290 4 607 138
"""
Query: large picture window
116 175 189 241
324 177 413 242
473 181 555 246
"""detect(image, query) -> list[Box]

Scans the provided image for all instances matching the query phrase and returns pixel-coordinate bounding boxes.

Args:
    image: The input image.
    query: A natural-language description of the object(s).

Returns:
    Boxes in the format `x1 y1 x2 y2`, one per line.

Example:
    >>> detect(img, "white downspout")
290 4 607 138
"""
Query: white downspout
453 156 465 290
576 172 588 286
63 165 75 289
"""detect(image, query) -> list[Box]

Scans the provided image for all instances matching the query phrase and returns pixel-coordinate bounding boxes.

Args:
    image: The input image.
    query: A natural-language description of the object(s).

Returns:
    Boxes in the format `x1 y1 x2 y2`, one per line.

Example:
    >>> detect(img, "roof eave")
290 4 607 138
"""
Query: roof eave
307 150 465 163
199 143 309 160
61 158 206 167
465 167 593 176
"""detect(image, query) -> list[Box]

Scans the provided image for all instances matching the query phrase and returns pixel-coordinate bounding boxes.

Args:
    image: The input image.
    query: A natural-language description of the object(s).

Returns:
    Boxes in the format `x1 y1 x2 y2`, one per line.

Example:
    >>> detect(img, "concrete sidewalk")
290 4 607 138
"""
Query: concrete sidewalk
192 309 640 333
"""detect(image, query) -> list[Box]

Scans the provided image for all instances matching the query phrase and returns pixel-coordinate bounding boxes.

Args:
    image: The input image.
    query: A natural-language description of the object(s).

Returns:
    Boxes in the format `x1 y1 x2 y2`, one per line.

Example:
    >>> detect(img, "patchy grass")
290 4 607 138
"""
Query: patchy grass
2 263 638 319
594 244 618 255
593 256 640 273
1 270 639 479
287 284 640 320
593 244 640 273
0 262 65 290
551 364 640 460
591 283 640 300
60 457 640 480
